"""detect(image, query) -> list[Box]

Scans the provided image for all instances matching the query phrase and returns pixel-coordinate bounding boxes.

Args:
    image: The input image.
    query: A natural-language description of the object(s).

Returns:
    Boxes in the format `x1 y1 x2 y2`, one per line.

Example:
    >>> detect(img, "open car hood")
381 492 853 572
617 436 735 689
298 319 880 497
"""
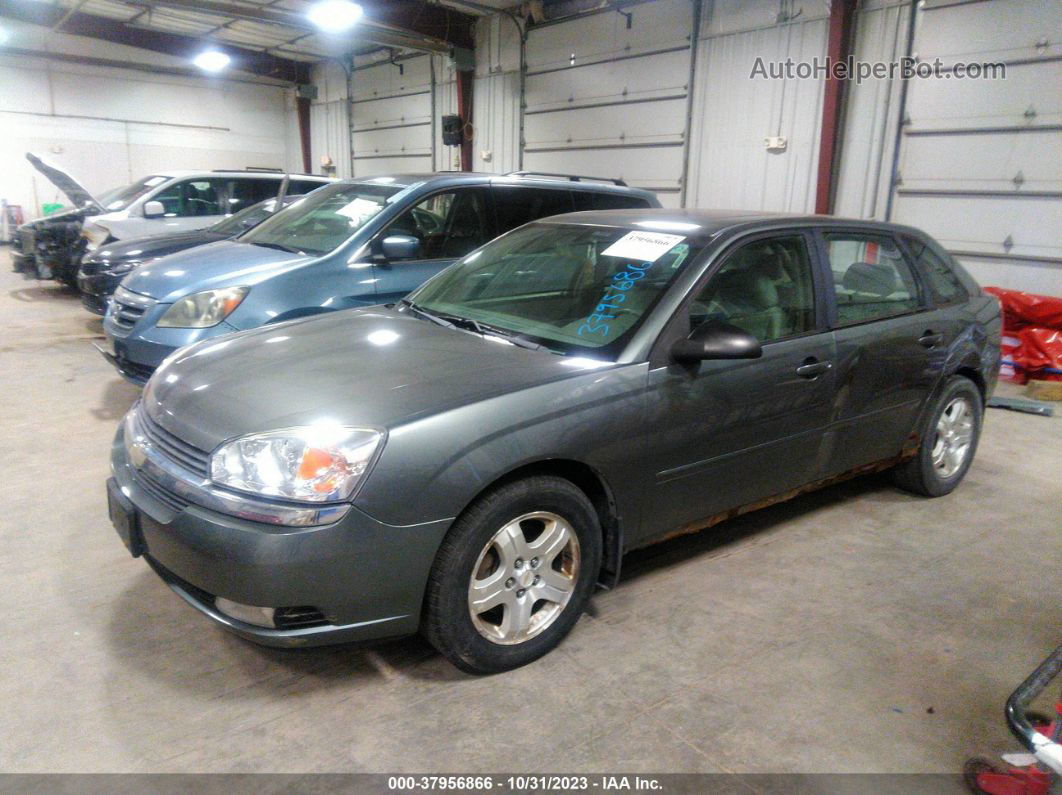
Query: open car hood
26 153 100 212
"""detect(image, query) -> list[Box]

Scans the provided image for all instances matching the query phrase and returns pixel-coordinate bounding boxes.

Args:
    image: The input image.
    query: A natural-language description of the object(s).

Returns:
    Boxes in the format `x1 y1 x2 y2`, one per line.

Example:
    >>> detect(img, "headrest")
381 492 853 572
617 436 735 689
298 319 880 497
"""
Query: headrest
843 262 898 296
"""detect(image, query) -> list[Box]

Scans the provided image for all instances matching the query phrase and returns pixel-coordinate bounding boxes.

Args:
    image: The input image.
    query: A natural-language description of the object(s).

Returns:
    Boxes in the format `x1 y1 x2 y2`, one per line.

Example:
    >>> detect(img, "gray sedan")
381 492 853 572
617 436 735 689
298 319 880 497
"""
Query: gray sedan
108 210 1001 673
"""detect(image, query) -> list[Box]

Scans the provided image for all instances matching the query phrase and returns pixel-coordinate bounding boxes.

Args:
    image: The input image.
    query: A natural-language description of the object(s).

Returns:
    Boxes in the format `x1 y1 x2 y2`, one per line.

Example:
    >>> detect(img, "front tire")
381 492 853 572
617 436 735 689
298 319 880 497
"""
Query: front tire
892 375 983 497
423 476 602 674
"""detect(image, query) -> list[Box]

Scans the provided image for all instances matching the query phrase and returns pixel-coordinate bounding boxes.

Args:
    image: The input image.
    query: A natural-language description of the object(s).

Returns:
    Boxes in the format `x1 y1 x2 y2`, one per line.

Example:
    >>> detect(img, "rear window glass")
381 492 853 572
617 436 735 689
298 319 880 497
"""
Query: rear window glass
903 235 968 306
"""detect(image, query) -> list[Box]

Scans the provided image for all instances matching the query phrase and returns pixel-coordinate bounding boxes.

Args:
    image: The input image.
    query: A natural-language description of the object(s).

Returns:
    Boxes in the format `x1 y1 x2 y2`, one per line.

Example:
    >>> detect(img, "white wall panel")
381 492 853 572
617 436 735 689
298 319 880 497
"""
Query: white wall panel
350 55 435 176
310 61 351 177
472 13 521 173
0 23 298 219
686 3 828 212
833 0 909 219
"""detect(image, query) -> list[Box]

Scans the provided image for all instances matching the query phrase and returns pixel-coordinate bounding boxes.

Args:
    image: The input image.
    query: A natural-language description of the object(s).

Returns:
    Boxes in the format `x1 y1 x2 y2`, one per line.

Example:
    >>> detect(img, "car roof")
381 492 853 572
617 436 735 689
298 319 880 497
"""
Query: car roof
340 172 656 197
536 208 928 239
153 171 331 180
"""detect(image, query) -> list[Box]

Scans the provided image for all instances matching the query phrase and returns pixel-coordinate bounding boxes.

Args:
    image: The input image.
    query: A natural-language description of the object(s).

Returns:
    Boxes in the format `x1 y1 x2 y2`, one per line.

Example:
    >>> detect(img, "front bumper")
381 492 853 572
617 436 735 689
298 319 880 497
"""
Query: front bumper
109 425 451 647
78 270 121 315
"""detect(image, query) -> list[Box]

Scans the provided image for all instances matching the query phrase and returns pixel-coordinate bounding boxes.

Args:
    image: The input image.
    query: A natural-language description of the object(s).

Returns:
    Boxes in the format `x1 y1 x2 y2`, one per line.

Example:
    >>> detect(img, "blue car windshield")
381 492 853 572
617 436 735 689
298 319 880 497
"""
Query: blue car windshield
240 182 402 256
407 222 703 358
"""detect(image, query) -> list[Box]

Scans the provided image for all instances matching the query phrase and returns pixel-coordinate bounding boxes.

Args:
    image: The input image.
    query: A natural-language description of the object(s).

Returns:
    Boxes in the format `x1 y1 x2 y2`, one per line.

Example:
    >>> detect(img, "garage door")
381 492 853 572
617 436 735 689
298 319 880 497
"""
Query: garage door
889 0 1062 293
350 54 435 177
522 0 693 206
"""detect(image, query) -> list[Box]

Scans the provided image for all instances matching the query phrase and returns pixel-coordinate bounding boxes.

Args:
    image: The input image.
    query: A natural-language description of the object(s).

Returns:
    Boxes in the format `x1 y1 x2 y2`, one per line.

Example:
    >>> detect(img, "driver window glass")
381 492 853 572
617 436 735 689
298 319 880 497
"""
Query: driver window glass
383 189 491 261
690 235 816 343
826 234 920 325
150 179 223 217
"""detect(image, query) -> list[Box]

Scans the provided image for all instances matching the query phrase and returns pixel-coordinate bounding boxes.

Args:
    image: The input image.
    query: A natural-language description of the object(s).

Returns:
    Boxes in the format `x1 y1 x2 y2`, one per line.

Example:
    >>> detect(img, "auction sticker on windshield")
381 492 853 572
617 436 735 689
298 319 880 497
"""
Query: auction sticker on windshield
601 231 685 262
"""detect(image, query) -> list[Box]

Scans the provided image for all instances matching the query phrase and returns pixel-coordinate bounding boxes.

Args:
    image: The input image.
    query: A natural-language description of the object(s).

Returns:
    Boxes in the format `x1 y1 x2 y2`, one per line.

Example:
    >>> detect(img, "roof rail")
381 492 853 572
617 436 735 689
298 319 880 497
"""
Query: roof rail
211 168 283 173
503 170 628 187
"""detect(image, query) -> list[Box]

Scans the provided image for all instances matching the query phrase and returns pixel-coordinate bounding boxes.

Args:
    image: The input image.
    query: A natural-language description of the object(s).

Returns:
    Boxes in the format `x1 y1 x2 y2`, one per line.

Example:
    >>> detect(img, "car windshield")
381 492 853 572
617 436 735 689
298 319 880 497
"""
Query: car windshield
240 182 402 256
100 175 170 211
407 222 703 358
210 198 280 235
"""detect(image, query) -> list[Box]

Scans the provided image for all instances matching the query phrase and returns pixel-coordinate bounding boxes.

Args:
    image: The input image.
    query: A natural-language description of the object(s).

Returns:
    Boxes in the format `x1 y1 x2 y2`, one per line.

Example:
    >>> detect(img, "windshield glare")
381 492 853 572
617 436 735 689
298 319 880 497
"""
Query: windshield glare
211 198 277 235
101 175 169 211
240 182 401 256
408 223 701 358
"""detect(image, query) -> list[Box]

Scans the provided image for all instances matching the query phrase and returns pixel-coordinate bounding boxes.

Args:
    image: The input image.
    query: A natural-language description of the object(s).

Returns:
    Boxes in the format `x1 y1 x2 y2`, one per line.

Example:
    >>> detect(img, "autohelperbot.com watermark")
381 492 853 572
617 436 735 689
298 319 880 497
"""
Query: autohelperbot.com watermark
750 55 1006 83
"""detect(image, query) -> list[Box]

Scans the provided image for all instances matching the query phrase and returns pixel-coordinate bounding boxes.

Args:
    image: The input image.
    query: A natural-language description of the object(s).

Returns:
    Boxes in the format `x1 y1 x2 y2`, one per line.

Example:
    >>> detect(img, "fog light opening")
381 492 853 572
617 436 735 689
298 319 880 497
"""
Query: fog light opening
214 597 277 628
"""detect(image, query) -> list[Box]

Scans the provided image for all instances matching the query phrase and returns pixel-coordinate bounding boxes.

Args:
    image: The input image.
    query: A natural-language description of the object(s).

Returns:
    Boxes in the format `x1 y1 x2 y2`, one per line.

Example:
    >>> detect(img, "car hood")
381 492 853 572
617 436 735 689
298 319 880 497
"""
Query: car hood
142 307 613 452
82 230 228 272
26 153 100 211
120 240 315 300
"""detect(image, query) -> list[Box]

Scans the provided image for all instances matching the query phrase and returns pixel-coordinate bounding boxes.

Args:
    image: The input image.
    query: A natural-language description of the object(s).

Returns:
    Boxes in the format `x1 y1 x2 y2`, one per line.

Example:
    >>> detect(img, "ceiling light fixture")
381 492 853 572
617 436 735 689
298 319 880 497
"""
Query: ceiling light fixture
193 49 231 72
308 0 364 34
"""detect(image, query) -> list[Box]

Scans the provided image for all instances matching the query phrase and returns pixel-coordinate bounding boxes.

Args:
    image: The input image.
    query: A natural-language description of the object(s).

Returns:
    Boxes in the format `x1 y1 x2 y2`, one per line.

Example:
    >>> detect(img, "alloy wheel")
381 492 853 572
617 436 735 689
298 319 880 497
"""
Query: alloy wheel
931 396 975 478
467 511 581 645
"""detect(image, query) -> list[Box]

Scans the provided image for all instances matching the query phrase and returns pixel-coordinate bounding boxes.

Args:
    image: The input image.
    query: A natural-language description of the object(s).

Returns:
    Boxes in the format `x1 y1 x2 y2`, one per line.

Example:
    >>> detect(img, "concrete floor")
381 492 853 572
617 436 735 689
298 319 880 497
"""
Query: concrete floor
1 252 1059 776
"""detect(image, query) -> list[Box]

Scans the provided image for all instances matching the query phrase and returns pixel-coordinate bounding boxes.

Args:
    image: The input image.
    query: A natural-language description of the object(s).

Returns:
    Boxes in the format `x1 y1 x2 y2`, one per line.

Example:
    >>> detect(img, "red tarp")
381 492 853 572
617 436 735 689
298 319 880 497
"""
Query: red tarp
984 287 1062 382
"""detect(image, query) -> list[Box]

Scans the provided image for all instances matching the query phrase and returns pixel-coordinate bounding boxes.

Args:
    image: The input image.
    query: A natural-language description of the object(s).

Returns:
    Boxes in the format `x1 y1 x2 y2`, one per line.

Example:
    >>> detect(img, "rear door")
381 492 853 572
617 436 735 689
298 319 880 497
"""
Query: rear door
369 187 494 304
816 229 942 475
644 231 837 536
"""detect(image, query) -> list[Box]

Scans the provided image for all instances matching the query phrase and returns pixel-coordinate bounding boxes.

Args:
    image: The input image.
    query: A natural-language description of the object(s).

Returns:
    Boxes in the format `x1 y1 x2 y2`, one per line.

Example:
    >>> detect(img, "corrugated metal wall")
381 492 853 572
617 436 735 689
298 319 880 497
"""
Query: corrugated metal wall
472 14 522 174
522 0 693 206
685 1 829 211
832 0 910 220
887 0 1062 293
309 61 352 178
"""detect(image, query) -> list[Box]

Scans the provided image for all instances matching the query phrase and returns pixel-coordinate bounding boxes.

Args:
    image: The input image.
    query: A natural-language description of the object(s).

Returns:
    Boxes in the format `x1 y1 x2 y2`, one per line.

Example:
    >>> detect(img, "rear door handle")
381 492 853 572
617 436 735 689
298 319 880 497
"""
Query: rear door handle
796 358 832 379
919 331 944 348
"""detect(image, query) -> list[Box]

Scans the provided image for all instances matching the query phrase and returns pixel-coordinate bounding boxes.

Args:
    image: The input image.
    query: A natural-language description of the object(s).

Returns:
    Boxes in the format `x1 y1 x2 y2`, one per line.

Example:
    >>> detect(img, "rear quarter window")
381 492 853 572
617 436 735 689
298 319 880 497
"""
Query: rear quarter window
902 234 972 305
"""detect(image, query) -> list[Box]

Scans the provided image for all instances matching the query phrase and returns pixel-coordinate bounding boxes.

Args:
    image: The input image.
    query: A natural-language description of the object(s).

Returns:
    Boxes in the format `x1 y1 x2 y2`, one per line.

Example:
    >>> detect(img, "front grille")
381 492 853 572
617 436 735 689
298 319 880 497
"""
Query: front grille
120 359 156 383
111 286 155 330
134 469 189 512
138 410 211 478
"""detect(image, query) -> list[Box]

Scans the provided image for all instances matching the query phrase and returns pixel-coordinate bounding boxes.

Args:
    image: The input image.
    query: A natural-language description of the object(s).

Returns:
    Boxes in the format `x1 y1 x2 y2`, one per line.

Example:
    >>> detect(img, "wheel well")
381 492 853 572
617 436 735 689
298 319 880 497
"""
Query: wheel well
955 366 986 403
474 460 622 587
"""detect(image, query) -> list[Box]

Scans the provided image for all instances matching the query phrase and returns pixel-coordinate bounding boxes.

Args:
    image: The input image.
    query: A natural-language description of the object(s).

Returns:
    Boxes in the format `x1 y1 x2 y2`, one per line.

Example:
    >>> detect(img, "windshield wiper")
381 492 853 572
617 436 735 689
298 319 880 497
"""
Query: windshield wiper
400 299 458 330
250 241 300 254
401 300 549 352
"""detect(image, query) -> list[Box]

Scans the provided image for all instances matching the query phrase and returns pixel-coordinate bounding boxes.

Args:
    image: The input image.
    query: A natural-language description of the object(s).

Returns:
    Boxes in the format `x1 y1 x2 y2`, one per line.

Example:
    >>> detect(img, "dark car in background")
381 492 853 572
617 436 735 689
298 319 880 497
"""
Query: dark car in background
98 171 659 384
78 194 310 315
108 210 1000 673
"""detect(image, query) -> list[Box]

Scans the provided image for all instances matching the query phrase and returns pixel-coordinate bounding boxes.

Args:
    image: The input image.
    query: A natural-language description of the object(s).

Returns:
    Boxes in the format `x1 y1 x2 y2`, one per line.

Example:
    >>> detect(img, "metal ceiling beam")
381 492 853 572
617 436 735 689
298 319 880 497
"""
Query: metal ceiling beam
0 0 312 81
127 0 474 54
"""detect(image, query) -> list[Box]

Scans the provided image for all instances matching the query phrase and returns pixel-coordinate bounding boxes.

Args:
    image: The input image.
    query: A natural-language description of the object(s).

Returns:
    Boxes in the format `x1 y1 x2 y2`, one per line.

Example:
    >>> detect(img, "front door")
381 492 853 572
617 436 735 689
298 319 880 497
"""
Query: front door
370 188 493 304
643 232 837 540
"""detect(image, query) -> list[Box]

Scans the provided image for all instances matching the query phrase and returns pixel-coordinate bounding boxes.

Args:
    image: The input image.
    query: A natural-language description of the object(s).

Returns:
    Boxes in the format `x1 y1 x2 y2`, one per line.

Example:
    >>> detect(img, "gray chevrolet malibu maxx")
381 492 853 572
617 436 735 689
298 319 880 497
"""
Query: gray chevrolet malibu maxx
109 210 1001 673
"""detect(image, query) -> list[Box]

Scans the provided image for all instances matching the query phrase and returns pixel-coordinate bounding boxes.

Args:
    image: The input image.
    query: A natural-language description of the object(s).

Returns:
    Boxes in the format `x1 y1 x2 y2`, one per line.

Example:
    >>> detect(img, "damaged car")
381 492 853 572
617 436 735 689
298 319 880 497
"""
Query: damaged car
12 153 331 285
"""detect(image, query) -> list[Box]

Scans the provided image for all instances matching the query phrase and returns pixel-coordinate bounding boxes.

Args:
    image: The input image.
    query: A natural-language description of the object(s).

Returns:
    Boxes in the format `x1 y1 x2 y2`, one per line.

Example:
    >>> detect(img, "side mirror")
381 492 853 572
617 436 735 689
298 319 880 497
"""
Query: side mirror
379 234 420 261
671 321 763 362
143 200 166 218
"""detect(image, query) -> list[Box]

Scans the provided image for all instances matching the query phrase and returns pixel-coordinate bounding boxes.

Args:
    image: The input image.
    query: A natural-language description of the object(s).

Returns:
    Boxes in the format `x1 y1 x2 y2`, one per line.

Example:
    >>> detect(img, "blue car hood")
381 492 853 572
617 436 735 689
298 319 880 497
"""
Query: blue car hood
121 240 316 302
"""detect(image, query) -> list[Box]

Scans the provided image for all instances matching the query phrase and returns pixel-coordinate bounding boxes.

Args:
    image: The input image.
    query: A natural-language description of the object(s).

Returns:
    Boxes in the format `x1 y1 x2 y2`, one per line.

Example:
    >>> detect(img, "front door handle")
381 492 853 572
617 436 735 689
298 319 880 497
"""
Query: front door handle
796 358 832 379
919 331 944 348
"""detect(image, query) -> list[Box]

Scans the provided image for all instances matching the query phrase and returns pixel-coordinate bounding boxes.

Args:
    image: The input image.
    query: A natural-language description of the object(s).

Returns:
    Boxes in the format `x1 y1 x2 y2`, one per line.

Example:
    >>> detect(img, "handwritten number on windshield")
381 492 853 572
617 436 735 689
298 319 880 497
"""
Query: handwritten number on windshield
577 261 652 339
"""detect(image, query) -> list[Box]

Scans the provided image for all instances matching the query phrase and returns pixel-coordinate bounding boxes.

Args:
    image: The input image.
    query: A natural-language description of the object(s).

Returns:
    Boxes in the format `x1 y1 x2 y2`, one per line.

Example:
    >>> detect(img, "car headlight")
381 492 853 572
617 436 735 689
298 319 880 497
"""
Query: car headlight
157 286 248 328
210 426 383 503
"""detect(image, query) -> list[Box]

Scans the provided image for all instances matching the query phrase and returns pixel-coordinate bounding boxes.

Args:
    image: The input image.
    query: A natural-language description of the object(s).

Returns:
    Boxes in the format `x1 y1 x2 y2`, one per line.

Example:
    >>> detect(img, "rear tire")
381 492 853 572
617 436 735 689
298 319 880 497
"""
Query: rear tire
423 475 602 674
892 375 983 497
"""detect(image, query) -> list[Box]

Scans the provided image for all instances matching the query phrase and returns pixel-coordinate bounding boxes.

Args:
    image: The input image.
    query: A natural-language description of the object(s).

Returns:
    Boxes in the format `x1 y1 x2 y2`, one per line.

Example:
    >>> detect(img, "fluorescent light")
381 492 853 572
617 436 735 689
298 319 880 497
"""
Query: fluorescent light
193 50 230 72
308 0 363 33
0 27 9 46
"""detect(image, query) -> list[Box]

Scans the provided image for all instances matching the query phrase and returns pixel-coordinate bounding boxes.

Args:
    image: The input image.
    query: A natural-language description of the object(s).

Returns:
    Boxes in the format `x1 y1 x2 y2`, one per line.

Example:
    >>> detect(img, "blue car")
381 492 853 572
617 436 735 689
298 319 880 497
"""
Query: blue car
99 172 659 384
